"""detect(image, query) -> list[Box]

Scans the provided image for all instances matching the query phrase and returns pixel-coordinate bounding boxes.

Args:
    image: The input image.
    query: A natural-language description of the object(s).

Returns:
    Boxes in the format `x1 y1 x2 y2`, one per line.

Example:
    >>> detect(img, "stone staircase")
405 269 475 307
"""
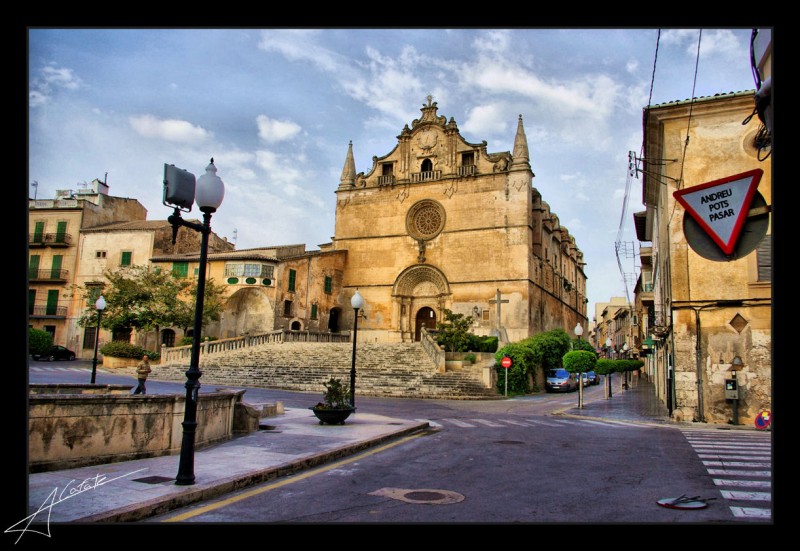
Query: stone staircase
151 341 500 400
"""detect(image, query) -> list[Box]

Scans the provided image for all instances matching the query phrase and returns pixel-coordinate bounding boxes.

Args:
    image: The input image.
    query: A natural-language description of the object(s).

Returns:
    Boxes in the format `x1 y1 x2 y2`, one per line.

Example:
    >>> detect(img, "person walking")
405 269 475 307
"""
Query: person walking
133 355 152 395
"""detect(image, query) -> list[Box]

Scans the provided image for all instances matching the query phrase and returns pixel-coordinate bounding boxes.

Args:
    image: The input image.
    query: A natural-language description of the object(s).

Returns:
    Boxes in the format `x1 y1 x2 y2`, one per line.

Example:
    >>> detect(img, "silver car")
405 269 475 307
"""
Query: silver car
545 369 578 393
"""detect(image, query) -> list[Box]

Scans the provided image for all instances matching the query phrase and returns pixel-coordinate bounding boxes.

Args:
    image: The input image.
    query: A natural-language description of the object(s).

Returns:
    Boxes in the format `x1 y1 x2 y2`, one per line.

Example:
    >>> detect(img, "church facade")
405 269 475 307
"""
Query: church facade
325 98 587 344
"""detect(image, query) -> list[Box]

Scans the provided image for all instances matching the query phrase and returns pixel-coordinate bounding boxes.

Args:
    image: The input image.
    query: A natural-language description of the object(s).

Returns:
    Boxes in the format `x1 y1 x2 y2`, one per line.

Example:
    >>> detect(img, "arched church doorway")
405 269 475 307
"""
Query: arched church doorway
290 321 302 331
328 307 341 332
415 307 436 341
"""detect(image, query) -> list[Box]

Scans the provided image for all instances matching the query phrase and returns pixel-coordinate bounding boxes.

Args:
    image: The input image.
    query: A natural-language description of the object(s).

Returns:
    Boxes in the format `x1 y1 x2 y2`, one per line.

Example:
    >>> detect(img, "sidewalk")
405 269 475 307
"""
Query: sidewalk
26 408 429 524
25 379 741 525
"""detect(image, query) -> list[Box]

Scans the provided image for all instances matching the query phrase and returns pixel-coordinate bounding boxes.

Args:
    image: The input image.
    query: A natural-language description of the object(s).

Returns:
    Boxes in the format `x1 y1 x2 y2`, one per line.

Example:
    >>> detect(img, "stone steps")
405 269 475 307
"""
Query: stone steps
153 341 500 400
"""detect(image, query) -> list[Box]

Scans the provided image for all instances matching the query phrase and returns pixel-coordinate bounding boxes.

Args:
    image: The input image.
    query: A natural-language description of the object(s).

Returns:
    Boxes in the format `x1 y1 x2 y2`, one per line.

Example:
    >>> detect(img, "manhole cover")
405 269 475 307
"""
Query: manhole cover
369 487 465 504
405 491 446 501
132 476 174 484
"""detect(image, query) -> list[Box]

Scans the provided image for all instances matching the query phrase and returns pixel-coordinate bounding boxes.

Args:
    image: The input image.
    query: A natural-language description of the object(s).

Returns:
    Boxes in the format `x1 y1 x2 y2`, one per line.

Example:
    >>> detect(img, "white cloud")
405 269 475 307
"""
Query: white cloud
129 115 212 144
256 115 302 143
41 65 83 90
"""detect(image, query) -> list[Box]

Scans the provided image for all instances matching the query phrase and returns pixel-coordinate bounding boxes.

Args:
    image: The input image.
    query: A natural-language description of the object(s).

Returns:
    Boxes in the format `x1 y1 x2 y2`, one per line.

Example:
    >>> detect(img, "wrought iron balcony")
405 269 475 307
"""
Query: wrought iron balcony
29 232 73 247
29 305 67 318
29 268 70 282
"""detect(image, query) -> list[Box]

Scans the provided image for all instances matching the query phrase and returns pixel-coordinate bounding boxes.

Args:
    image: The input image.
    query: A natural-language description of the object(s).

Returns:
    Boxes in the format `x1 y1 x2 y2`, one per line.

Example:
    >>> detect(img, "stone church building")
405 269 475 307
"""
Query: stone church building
322 98 587 344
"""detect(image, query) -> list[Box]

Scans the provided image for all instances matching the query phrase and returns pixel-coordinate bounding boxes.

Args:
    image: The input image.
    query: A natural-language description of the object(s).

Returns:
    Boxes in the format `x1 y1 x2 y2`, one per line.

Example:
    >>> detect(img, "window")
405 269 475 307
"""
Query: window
29 255 40 278
284 300 292 317
33 221 45 243
381 163 393 176
224 263 274 278
288 269 296 292
83 325 97 349
96 251 107 259
421 158 433 172
173 262 189 278
757 234 771 282
29 289 35 315
311 303 318 319
120 251 132 266
324 275 333 294
482 309 489 322
55 221 68 243
46 290 59 315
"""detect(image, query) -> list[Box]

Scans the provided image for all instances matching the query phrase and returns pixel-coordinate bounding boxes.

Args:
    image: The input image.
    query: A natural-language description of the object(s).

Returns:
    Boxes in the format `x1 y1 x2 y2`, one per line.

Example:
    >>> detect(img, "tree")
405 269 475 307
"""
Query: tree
563 350 597 374
435 309 474 352
522 328 572 371
73 264 226 347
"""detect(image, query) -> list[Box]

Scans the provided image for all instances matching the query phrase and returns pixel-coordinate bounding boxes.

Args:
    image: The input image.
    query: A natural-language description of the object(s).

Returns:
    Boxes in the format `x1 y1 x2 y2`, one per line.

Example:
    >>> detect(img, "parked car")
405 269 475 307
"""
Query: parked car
32 345 76 361
545 368 578 393
586 371 600 385
580 372 592 387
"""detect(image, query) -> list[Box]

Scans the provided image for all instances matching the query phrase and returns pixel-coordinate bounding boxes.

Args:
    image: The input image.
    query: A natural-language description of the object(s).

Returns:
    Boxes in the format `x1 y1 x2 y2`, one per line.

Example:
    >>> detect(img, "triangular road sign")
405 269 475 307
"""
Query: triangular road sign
673 169 763 255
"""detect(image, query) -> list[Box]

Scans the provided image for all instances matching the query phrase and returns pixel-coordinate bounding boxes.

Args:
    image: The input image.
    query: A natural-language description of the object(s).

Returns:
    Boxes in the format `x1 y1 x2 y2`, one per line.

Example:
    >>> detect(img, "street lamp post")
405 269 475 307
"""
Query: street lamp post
574 322 584 408
605 337 613 399
622 343 630 390
350 290 364 409
166 159 225 486
90 295 106 384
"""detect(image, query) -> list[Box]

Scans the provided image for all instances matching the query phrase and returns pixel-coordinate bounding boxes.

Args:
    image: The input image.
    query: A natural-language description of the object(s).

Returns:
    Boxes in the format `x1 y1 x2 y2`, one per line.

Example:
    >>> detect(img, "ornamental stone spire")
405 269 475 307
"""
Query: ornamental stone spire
339 141 356 188
511 115 531 169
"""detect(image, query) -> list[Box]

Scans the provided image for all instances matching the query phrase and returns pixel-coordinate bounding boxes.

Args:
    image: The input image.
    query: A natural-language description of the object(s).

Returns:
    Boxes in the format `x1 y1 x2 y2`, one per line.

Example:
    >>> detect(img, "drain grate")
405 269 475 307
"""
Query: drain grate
132 476 174 484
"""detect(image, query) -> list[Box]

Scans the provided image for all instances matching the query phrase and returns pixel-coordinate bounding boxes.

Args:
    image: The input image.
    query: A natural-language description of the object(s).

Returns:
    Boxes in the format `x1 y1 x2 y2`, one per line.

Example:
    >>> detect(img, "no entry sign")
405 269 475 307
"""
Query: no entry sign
501 356 512 369
673 169 763 255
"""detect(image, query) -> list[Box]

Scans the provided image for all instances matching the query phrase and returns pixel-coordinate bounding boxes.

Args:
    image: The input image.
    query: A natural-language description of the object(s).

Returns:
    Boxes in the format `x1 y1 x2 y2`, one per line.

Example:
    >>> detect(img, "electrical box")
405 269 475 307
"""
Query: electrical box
724 378 739 400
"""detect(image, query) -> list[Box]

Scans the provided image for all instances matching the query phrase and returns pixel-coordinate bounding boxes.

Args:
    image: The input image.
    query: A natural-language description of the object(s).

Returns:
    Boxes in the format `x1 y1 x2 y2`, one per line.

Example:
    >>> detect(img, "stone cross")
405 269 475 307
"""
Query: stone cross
489 289 509 334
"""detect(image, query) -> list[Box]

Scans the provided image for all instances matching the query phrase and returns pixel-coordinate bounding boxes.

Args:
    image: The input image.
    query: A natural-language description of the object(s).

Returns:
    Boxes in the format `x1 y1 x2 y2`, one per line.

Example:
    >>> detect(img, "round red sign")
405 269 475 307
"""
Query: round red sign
501 357 512 369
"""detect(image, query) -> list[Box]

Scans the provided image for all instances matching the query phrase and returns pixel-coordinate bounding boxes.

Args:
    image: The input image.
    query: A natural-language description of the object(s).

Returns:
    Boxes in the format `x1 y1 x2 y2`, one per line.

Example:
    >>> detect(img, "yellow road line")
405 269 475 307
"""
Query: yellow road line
161 432 425 522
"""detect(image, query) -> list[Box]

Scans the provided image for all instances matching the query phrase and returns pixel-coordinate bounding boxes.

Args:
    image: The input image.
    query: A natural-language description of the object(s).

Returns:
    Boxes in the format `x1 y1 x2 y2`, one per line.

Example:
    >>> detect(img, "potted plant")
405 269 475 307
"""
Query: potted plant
309 377 355 425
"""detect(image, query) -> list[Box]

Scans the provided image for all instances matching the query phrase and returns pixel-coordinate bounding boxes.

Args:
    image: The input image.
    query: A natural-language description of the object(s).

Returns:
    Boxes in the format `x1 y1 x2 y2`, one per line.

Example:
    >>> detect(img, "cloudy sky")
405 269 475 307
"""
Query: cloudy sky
28 28 759 322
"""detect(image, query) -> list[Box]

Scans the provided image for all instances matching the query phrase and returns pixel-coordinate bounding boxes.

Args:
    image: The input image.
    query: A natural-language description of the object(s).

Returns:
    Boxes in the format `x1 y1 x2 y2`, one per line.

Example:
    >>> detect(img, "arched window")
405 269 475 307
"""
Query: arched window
421 158 433 172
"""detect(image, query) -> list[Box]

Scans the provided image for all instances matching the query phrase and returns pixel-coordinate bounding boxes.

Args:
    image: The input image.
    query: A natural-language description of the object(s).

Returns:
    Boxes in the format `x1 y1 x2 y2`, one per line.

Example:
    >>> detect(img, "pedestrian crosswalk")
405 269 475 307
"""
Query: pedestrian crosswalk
30 366 109 374
681 428 772 521
424 416 640 430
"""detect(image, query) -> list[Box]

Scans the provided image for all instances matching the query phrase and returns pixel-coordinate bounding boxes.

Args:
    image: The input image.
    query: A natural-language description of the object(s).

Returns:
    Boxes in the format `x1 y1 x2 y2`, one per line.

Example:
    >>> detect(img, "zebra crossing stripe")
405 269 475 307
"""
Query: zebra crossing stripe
706 469 771 477
469 419 506 427
720 490 771 501
702 461 771 468
441 418 475 428
730 507 771 519
713 478 770 488
502 419 536 427
698 454 770 460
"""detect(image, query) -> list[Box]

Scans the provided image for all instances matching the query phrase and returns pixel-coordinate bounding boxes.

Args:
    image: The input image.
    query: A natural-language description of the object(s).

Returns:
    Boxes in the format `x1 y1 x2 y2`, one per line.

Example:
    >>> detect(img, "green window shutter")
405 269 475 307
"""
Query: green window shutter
324 276 332 294
173 262 188 278
311 304 318 319
288 269 296 292
29 255 40 278
51 255 63 279
55 221 67 243
29 289 35 315
33 221 44 243
120 251 132 266
46 290 59 316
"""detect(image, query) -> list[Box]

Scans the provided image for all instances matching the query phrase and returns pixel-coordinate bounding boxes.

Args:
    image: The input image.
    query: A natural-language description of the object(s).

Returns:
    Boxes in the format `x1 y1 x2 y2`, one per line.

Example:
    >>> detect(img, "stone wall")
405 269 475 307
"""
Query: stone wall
29 386 244 472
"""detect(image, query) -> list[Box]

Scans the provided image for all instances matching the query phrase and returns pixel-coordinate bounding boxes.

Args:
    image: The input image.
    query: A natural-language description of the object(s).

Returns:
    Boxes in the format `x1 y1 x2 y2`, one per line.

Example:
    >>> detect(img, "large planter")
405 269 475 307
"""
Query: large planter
310 406 355 425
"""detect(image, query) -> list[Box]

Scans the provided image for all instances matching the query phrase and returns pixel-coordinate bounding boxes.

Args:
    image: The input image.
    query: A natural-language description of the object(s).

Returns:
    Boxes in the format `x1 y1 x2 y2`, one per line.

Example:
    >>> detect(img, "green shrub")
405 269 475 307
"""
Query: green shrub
29 328 53 357
494 343 538 395
563 350 597 374
464 353 477 363
478 336 499 353
100 341 158 360
177 336 218 347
